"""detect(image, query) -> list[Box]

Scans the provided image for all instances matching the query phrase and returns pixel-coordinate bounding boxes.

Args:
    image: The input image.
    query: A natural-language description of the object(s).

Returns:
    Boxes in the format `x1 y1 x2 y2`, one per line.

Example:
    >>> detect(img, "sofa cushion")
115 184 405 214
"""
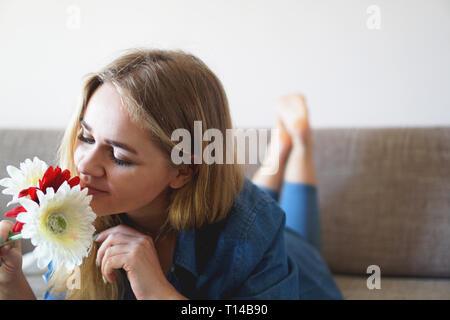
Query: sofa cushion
315 128 450 278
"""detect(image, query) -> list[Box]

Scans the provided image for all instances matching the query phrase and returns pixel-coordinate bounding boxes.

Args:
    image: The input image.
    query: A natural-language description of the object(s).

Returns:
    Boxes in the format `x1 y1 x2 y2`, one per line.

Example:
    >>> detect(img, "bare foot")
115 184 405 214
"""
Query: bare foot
276 93 316 185
275 94 312 152
252 93 317 190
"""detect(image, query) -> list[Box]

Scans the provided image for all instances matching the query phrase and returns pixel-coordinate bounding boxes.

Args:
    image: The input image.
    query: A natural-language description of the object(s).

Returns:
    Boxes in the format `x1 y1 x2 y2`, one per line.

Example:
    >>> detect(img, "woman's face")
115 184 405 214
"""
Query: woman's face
73 82 183 217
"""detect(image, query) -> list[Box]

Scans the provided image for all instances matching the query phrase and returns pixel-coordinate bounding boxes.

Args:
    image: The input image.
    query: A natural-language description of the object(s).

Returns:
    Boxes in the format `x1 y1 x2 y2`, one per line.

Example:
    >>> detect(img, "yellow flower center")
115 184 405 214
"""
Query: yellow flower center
46 212 67 235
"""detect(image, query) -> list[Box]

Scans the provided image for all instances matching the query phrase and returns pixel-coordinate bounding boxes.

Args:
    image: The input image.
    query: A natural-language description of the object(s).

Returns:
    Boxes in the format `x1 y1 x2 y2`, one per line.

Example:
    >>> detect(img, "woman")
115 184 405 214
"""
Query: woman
0 48 341 299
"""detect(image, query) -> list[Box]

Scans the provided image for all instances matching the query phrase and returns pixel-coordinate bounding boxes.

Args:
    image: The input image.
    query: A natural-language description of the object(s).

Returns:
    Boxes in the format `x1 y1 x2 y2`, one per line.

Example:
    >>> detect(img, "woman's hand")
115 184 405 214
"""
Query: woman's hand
0 219 23 285
95 224 186 300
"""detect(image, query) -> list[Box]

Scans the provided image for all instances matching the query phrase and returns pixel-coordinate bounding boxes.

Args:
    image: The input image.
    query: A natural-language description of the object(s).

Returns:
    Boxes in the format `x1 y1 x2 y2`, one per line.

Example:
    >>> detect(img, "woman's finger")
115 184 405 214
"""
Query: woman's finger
94 224 144 242
0 220 23 277
0 220 15 256
101 244 131 283
0 220 13 246
96 232 137 268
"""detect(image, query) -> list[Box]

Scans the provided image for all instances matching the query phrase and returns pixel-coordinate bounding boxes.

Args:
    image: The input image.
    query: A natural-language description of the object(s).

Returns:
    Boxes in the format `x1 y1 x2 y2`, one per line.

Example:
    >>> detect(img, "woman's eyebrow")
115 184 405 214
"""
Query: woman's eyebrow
104 139 138 155
80 119 138 155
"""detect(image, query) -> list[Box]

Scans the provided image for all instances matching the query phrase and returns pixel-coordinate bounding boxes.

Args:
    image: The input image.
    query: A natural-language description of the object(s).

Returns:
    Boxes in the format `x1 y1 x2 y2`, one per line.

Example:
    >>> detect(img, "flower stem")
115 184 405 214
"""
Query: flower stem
0 233 23 248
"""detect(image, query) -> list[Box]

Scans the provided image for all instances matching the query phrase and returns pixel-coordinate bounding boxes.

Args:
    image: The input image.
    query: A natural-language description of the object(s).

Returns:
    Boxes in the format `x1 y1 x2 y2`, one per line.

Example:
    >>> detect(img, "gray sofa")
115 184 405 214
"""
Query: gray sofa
0 127 449 299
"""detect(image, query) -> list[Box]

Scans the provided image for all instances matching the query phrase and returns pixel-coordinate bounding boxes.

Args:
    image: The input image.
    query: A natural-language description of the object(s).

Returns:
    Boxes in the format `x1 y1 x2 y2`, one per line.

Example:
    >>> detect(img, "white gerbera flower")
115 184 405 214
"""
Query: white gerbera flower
17 181 96 271
0 157 48 206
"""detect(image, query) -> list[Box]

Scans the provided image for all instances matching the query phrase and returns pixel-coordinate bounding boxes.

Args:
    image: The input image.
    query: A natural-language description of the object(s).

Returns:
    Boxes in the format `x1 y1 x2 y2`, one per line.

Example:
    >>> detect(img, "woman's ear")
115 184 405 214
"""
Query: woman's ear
169 164 198 189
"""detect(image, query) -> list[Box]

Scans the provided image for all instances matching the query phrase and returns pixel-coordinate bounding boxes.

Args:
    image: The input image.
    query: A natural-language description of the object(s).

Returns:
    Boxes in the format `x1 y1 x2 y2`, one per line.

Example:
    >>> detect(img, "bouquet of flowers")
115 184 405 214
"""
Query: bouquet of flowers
0 157 96 271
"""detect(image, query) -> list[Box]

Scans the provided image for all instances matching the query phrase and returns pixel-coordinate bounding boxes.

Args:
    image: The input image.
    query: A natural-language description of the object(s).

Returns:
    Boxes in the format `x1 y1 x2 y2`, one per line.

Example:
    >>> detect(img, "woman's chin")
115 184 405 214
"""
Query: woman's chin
90 201 126 217
89 200 114 216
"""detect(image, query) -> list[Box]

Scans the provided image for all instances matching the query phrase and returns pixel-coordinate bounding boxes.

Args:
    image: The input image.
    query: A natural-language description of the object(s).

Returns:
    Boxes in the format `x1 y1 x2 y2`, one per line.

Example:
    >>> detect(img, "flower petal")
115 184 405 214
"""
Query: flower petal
68 176 80 188
5 206 26 218
6 165 23 180
58 181 70 194
17 211 30 223
6 198 19 207
18 197 39 213
12 221 24 233
0 177 13 188
37 251 52 270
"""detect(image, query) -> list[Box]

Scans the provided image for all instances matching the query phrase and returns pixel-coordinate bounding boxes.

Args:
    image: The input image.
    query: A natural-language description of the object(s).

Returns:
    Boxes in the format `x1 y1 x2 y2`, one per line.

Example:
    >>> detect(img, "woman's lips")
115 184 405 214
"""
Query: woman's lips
84 185 108 196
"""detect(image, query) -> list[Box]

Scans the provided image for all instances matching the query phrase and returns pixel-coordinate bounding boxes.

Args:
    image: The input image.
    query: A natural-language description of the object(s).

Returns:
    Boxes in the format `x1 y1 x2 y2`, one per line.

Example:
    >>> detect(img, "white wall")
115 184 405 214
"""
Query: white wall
1 0 449 129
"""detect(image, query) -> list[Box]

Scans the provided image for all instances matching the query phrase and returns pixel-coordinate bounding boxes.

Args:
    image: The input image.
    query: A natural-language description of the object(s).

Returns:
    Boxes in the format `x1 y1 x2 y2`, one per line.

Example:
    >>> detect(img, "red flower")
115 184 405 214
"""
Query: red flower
18 186 39 202
5 166 82 232
39 166 81 193
18 166 81 203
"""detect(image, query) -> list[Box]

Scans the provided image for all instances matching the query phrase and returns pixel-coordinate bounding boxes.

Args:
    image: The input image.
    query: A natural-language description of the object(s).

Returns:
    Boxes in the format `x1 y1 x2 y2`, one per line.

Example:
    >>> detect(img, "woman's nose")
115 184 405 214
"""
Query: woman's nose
76 148 105 181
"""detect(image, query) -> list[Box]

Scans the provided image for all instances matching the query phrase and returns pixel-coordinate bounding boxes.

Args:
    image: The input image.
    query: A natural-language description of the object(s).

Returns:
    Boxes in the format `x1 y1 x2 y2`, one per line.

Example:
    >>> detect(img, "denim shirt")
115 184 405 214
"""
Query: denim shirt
121 178 299 299
45 178 341 300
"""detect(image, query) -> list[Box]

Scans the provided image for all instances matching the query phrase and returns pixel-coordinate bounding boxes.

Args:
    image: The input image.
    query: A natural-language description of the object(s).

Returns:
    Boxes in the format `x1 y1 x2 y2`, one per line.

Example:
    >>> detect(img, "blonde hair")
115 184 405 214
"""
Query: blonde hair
47 48 245 299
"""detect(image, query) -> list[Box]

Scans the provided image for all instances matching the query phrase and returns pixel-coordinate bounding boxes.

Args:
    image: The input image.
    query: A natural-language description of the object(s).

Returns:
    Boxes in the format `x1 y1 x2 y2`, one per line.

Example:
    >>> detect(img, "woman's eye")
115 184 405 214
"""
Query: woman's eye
77 134 95 144
77 132 132 167
109 151 133 167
